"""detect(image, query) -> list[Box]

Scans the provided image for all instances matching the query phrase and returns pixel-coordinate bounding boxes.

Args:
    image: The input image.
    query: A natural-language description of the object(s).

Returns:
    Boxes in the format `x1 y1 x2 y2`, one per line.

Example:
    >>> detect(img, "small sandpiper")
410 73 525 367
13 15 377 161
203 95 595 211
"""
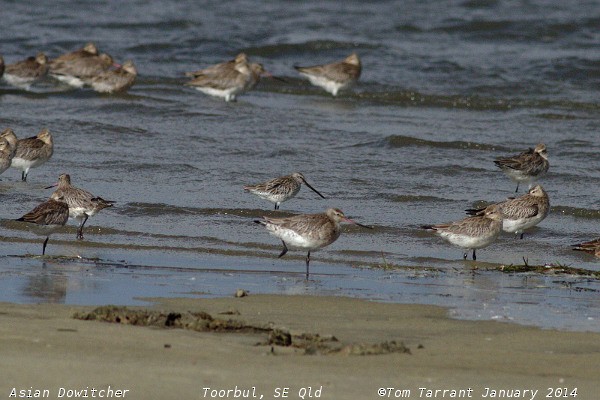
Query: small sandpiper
294 53 361 96
2 53 49 90
16 197 70 255
46 173 115 240
494 143 549 192
255 207 372 278
466 185 549 239
11 128 54 182
84 60 137 93
244 172 325 210
422 204 503 261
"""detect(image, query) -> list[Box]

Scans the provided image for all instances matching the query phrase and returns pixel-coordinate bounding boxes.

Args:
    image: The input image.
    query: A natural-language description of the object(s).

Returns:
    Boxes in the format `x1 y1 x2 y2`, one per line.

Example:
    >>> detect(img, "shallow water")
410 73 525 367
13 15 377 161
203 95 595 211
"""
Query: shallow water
1 0 599 332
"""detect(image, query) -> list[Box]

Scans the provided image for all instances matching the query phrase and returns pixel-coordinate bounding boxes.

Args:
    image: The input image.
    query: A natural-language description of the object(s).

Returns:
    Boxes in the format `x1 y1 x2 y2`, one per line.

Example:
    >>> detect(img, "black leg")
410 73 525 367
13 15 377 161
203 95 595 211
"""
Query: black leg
278 241 288 258
274 203 279 210
21 171 26 182
520 232 524 240
305 251 311 279
515 183 519 193
472 249 477 261
77 214 89 240
463 252 468 260
42 237 49 255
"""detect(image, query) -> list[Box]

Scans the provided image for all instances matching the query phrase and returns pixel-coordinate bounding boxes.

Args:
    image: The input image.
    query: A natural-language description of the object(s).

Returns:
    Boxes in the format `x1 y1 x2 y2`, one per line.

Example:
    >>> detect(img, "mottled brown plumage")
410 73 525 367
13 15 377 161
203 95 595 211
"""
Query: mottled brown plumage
573 238 600 258
494 143 549 192
294 53 361 96
3 53 49 89
11 128 54 181
466 185 549 239
49 43 115 88
47 173 115 240
85 60 137 93
423 204 503 261
0 128 18 159
16 198 69 255
0 138 13 175
255 208 371 278
244 172 325 210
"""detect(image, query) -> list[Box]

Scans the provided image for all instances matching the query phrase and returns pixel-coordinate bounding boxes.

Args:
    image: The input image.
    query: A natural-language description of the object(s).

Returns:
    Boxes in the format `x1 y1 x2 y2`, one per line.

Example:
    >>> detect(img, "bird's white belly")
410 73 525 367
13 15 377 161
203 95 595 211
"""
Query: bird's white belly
439 231 497 249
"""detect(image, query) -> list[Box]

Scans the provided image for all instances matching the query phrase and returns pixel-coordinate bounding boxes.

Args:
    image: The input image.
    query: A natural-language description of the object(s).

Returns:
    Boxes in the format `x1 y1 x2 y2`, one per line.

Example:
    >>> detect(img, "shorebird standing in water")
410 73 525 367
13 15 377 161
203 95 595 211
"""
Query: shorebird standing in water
294 53 361 96
494 143 549 192
255 208 372 278
16 198 69 255
46 173 115 240
422 204 503 261
2 53 49 89
573 238 600 258
11 128 54 182
84 60 137 93
185 53 273 102
244 172 326 210
49 42 116 88
466 185 549 239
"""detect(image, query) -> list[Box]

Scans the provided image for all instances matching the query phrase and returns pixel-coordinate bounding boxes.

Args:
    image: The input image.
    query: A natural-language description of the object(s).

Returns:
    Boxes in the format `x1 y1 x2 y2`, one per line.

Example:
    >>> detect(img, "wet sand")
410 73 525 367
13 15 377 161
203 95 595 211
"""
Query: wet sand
1 295 598 399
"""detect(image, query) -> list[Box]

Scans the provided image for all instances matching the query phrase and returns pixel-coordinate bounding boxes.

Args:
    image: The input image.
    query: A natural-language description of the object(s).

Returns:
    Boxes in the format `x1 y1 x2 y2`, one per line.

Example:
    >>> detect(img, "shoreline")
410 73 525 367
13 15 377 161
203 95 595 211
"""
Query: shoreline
1 295 599 399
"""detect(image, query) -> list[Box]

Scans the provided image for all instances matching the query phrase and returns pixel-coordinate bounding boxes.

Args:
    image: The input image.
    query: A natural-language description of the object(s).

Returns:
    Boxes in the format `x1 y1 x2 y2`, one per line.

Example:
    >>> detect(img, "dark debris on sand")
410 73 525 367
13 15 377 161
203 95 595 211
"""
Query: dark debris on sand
73 306 411 356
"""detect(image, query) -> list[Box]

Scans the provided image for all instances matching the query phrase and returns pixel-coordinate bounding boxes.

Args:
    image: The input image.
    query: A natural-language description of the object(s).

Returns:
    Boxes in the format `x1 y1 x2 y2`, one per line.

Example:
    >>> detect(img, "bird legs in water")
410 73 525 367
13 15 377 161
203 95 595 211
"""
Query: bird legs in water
21 171 27 182
463 249 477 261
278 241 311 279
77 214 89 240
42 236 49 255
274 203 280 210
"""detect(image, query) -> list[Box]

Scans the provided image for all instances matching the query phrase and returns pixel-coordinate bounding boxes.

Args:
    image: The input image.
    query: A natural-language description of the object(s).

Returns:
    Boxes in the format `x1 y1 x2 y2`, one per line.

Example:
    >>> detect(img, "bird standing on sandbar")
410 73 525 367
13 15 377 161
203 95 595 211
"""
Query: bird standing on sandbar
46 173 115 240
11 128 54 182
494 143 549 192
254 208 372 279
294 53 361 96
16 198 69 255
422 204 503 261
466 185 549 239
573 238 600 258
49 42 116 88
2 53 49 89
244 172 326 210
84 60 137 93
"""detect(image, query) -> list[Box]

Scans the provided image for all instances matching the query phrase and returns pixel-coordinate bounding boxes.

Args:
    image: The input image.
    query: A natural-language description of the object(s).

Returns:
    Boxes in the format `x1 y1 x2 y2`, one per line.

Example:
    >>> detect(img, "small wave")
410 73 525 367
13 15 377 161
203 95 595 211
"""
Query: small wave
381 135 502 151
552 206 600 219
245 40 375 57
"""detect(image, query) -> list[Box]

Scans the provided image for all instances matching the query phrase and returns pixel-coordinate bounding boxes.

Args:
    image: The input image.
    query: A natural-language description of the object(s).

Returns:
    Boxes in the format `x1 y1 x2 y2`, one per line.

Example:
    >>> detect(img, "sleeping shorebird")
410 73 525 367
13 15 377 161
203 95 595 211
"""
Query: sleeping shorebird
573 238 600 258
294 53 361 96
255 208 372 278
185 53 270 102
494 143 549 192
0 128 18 158
46 173 115 240
49 42 116 88
2 53 49 89
422 204 503 261
11 128 54 182
466 185 549 239
244 172 325 210
0 138 13 176
84 60 137 93
16 197 69 255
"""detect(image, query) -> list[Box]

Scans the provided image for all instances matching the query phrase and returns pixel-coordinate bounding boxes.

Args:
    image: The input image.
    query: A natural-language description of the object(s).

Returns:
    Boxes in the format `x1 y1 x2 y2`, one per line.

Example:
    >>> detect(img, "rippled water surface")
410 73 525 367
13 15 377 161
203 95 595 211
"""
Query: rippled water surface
1 0 599 331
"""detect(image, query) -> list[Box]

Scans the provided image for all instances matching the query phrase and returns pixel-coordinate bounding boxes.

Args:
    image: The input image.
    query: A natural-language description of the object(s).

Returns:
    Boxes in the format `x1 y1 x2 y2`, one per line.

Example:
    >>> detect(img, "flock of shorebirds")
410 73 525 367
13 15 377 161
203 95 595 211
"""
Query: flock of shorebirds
1 43 598 277
0 42 361 99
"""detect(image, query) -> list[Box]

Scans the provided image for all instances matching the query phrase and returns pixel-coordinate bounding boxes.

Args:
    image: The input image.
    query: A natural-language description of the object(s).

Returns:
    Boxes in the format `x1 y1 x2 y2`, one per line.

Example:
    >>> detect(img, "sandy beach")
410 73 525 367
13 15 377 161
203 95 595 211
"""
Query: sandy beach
1 294 598 400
